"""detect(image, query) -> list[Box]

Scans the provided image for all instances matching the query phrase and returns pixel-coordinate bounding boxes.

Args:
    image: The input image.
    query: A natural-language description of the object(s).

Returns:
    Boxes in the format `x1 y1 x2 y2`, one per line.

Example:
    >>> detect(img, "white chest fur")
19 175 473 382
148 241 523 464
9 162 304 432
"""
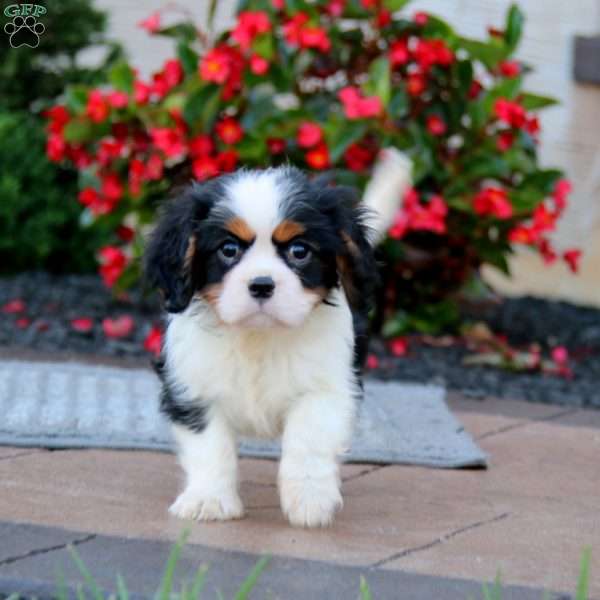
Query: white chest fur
164 288 357 438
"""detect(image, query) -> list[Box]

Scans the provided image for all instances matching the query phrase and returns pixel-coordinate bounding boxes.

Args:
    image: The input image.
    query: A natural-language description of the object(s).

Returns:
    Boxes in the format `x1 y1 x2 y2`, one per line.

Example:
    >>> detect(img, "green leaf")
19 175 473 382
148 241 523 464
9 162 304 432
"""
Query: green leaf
183 85 221 132
65 86 89 114
510 187 543 212
460 37 507 70
207 0 219 32
63 119 95 143
157 23 197 43
575 547 591 600
328 121 368 163
382 0 409 11
520 92 558 110
252 33 275 60
234 556 270 600
109 61 134 93
365 57 391 105
505 4 524 53
359 575 373 600
177 42 198 75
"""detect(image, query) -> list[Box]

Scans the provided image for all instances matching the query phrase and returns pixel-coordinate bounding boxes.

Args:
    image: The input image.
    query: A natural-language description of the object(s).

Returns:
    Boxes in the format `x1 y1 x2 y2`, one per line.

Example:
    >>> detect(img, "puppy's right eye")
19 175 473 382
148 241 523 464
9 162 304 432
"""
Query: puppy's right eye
218 240 242 265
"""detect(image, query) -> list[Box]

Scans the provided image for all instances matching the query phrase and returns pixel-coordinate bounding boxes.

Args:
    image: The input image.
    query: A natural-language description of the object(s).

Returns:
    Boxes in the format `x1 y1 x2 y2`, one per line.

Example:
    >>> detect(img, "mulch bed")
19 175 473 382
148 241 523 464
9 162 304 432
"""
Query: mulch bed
1 272 599 409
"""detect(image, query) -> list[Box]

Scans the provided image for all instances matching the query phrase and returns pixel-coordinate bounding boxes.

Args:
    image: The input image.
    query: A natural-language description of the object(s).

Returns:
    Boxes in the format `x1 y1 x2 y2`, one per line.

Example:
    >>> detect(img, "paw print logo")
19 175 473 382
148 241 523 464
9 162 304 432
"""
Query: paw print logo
4 15 45 48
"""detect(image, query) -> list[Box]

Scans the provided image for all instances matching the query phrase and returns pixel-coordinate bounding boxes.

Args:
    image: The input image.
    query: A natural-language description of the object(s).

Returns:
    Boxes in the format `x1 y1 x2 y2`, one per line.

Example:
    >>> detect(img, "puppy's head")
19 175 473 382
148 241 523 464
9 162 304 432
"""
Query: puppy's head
144 168 376 328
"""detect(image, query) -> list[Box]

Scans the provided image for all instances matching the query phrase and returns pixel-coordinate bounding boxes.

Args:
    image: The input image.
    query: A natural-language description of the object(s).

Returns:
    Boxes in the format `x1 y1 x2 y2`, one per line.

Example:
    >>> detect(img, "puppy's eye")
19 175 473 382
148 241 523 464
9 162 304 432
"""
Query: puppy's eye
218 240 242 264
286 242 311 265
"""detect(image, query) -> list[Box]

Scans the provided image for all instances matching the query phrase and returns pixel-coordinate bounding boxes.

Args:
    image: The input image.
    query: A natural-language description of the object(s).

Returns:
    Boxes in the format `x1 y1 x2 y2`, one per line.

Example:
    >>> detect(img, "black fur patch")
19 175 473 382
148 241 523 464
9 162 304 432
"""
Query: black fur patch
154 357 207 433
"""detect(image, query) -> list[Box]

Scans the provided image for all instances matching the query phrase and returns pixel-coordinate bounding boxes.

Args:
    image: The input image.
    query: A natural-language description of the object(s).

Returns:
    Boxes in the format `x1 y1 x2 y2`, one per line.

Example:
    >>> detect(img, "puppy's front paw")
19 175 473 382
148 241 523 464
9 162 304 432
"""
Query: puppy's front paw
280 476 343 528
169 488 244 521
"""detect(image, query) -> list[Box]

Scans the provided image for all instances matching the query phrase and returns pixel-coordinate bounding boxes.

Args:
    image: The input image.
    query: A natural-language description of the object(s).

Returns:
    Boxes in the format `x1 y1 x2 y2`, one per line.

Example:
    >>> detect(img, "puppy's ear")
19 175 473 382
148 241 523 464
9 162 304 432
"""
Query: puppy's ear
315 184 378 313
336 205 378 314
144 185 214 313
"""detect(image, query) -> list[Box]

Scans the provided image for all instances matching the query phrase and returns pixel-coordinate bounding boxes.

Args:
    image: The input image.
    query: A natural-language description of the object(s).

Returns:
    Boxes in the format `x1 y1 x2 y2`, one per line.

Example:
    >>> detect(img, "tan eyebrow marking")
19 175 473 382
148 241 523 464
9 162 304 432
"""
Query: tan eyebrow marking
272 220 306 243
225 216 255 242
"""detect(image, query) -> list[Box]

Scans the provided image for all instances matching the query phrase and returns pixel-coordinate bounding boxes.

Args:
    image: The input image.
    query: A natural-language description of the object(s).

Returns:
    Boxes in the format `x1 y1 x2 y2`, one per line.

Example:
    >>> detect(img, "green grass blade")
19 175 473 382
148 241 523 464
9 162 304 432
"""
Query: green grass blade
5 594 20 600
234 556 270 600
76 582 87 600
68 545 104 600
156 529 191 600
190 564 209 599
55 568 69 600
216 591 225 600
575 548 591 600
116 574 129 600
359 575 373 600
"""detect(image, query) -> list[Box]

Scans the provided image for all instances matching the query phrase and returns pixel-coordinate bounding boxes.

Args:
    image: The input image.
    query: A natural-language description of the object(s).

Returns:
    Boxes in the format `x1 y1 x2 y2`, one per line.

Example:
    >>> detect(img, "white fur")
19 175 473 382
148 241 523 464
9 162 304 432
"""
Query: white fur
165 152 411 527
363 148 413 244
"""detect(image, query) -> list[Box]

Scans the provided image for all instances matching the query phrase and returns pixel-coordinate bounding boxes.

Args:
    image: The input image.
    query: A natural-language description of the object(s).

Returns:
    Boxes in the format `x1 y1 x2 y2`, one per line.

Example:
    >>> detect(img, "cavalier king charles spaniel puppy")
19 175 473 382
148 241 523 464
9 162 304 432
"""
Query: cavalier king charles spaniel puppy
145 149 411 527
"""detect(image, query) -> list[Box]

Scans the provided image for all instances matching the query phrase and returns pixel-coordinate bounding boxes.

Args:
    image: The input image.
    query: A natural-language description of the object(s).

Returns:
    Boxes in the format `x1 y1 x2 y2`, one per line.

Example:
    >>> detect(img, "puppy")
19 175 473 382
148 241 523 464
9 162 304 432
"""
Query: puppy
145 150 411 527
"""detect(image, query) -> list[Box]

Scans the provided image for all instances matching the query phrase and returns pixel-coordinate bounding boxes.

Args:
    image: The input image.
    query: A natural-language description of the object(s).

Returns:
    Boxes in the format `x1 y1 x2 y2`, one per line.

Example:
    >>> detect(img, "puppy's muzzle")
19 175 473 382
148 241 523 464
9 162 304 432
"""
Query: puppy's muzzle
248 276 275 301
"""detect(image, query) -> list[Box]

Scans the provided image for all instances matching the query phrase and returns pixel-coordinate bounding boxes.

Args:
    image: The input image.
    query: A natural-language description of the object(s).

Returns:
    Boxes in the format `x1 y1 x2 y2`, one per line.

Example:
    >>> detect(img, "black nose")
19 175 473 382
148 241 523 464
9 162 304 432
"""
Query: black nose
248 276 275 299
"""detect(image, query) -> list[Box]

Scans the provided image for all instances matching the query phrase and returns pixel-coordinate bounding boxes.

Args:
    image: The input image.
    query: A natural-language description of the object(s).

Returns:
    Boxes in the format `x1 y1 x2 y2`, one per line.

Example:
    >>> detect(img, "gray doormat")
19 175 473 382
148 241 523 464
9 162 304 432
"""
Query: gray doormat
0 359 486 468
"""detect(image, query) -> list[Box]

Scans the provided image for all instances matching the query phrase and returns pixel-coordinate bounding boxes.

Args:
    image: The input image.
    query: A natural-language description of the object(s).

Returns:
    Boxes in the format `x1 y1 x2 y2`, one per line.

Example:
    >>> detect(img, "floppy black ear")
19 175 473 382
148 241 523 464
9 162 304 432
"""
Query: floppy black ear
314 183 379 313
144 185 215 313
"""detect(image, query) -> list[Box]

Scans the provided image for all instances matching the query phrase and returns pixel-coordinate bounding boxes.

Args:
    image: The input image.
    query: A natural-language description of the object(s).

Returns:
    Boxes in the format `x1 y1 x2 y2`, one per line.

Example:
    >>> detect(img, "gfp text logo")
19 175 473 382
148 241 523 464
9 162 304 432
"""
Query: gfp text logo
4 4 47 48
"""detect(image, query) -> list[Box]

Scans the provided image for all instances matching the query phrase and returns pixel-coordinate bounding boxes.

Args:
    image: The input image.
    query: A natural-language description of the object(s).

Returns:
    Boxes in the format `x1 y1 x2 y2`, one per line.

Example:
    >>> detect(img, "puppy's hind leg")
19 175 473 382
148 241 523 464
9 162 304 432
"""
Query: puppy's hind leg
170 416 244 521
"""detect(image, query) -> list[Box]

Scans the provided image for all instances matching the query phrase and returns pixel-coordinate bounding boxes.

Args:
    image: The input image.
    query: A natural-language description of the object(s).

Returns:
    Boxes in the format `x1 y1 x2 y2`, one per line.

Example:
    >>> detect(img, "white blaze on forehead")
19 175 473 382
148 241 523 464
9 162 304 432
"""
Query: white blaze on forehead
224 171 284 239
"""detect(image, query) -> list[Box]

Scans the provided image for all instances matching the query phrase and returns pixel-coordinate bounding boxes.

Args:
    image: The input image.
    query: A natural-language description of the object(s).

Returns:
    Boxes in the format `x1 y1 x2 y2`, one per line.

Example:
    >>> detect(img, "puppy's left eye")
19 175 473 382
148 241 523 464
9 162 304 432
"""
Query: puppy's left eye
218 240 242 265
286 242 311 265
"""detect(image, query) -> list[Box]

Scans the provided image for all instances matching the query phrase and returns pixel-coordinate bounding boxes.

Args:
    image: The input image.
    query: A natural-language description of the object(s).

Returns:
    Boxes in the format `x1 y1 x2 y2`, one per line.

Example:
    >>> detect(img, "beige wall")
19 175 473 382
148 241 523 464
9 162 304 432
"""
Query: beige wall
95 0 600 306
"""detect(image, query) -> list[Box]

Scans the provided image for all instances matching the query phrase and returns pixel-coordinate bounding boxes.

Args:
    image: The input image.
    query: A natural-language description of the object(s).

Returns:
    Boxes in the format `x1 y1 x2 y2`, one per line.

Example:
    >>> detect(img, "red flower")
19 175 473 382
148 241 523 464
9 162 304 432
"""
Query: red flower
297 122 324 148
189 135 214 157
107 91 129 109
413 39 454 71
508 225 537 244
146 154 164 180
496 131 514 152
407 73 426 96
538 238 558 265
78 188 118 216
133 80 151 105
525 115 540 137
389 39 409 67
217 149 238 172
360 0 377 8
473 187 513 219
563 249 582 273
414 11 429 25
305 143 331 170
338 86 383 119
46 134 66 162
86 90 109 123
102 315 135 339
232 11 271 50
1 299 25 314
98 246 127 288
150 127 187 158
468 79 483 99
192 155 219 181
389 189 448 238
16 318 31 329
267 138 286 154
215 117 244 145
101 172 124 202
344 142 376 172
143 326 163 356
494 98 526 128
389 337 409 357
299 26 331 51
71 318 94 333
376 9 392 28
97 138 125 166
200 45 244 93
283 13 310 46
553 179 572 212
327 0 345 17
250 54 270 75
116 225 135 242
552 346 569 365
138 11 160 33
45 105 70 134
532 203 557 234
151 59 184 98
366 354 379 369
426 114 447 136
499 60 520 78
68 145 93 169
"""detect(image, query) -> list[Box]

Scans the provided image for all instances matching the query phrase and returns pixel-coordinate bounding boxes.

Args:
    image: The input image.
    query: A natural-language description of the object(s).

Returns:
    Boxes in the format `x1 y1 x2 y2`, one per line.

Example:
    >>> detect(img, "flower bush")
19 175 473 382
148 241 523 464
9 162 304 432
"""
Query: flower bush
46 0 580 334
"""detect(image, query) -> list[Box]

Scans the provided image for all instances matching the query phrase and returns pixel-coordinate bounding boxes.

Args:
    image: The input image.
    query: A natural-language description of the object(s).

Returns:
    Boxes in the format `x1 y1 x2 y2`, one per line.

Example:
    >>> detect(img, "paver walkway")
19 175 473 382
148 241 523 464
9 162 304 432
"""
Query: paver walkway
0 394 598 598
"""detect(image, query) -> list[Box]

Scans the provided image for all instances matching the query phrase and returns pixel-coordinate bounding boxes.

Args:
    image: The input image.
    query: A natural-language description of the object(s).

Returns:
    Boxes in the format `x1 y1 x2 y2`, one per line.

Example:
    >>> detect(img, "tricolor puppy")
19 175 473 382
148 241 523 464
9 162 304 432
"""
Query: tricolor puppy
145 150 411 527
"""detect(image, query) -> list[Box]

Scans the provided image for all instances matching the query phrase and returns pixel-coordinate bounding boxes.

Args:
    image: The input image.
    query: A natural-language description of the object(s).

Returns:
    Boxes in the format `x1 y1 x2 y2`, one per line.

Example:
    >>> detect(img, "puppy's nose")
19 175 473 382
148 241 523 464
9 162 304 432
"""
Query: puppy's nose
248 276 275 299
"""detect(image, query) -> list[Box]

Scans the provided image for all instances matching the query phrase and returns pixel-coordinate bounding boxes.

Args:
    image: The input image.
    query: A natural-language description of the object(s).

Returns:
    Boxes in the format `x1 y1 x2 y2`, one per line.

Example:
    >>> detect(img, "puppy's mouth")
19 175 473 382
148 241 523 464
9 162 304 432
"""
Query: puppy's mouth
239 310 280 329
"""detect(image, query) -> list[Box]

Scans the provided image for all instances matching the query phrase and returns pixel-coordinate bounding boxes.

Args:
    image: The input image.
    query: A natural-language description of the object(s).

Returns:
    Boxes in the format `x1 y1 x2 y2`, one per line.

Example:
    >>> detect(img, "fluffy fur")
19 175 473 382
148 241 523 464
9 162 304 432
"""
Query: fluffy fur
145 149 411 527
